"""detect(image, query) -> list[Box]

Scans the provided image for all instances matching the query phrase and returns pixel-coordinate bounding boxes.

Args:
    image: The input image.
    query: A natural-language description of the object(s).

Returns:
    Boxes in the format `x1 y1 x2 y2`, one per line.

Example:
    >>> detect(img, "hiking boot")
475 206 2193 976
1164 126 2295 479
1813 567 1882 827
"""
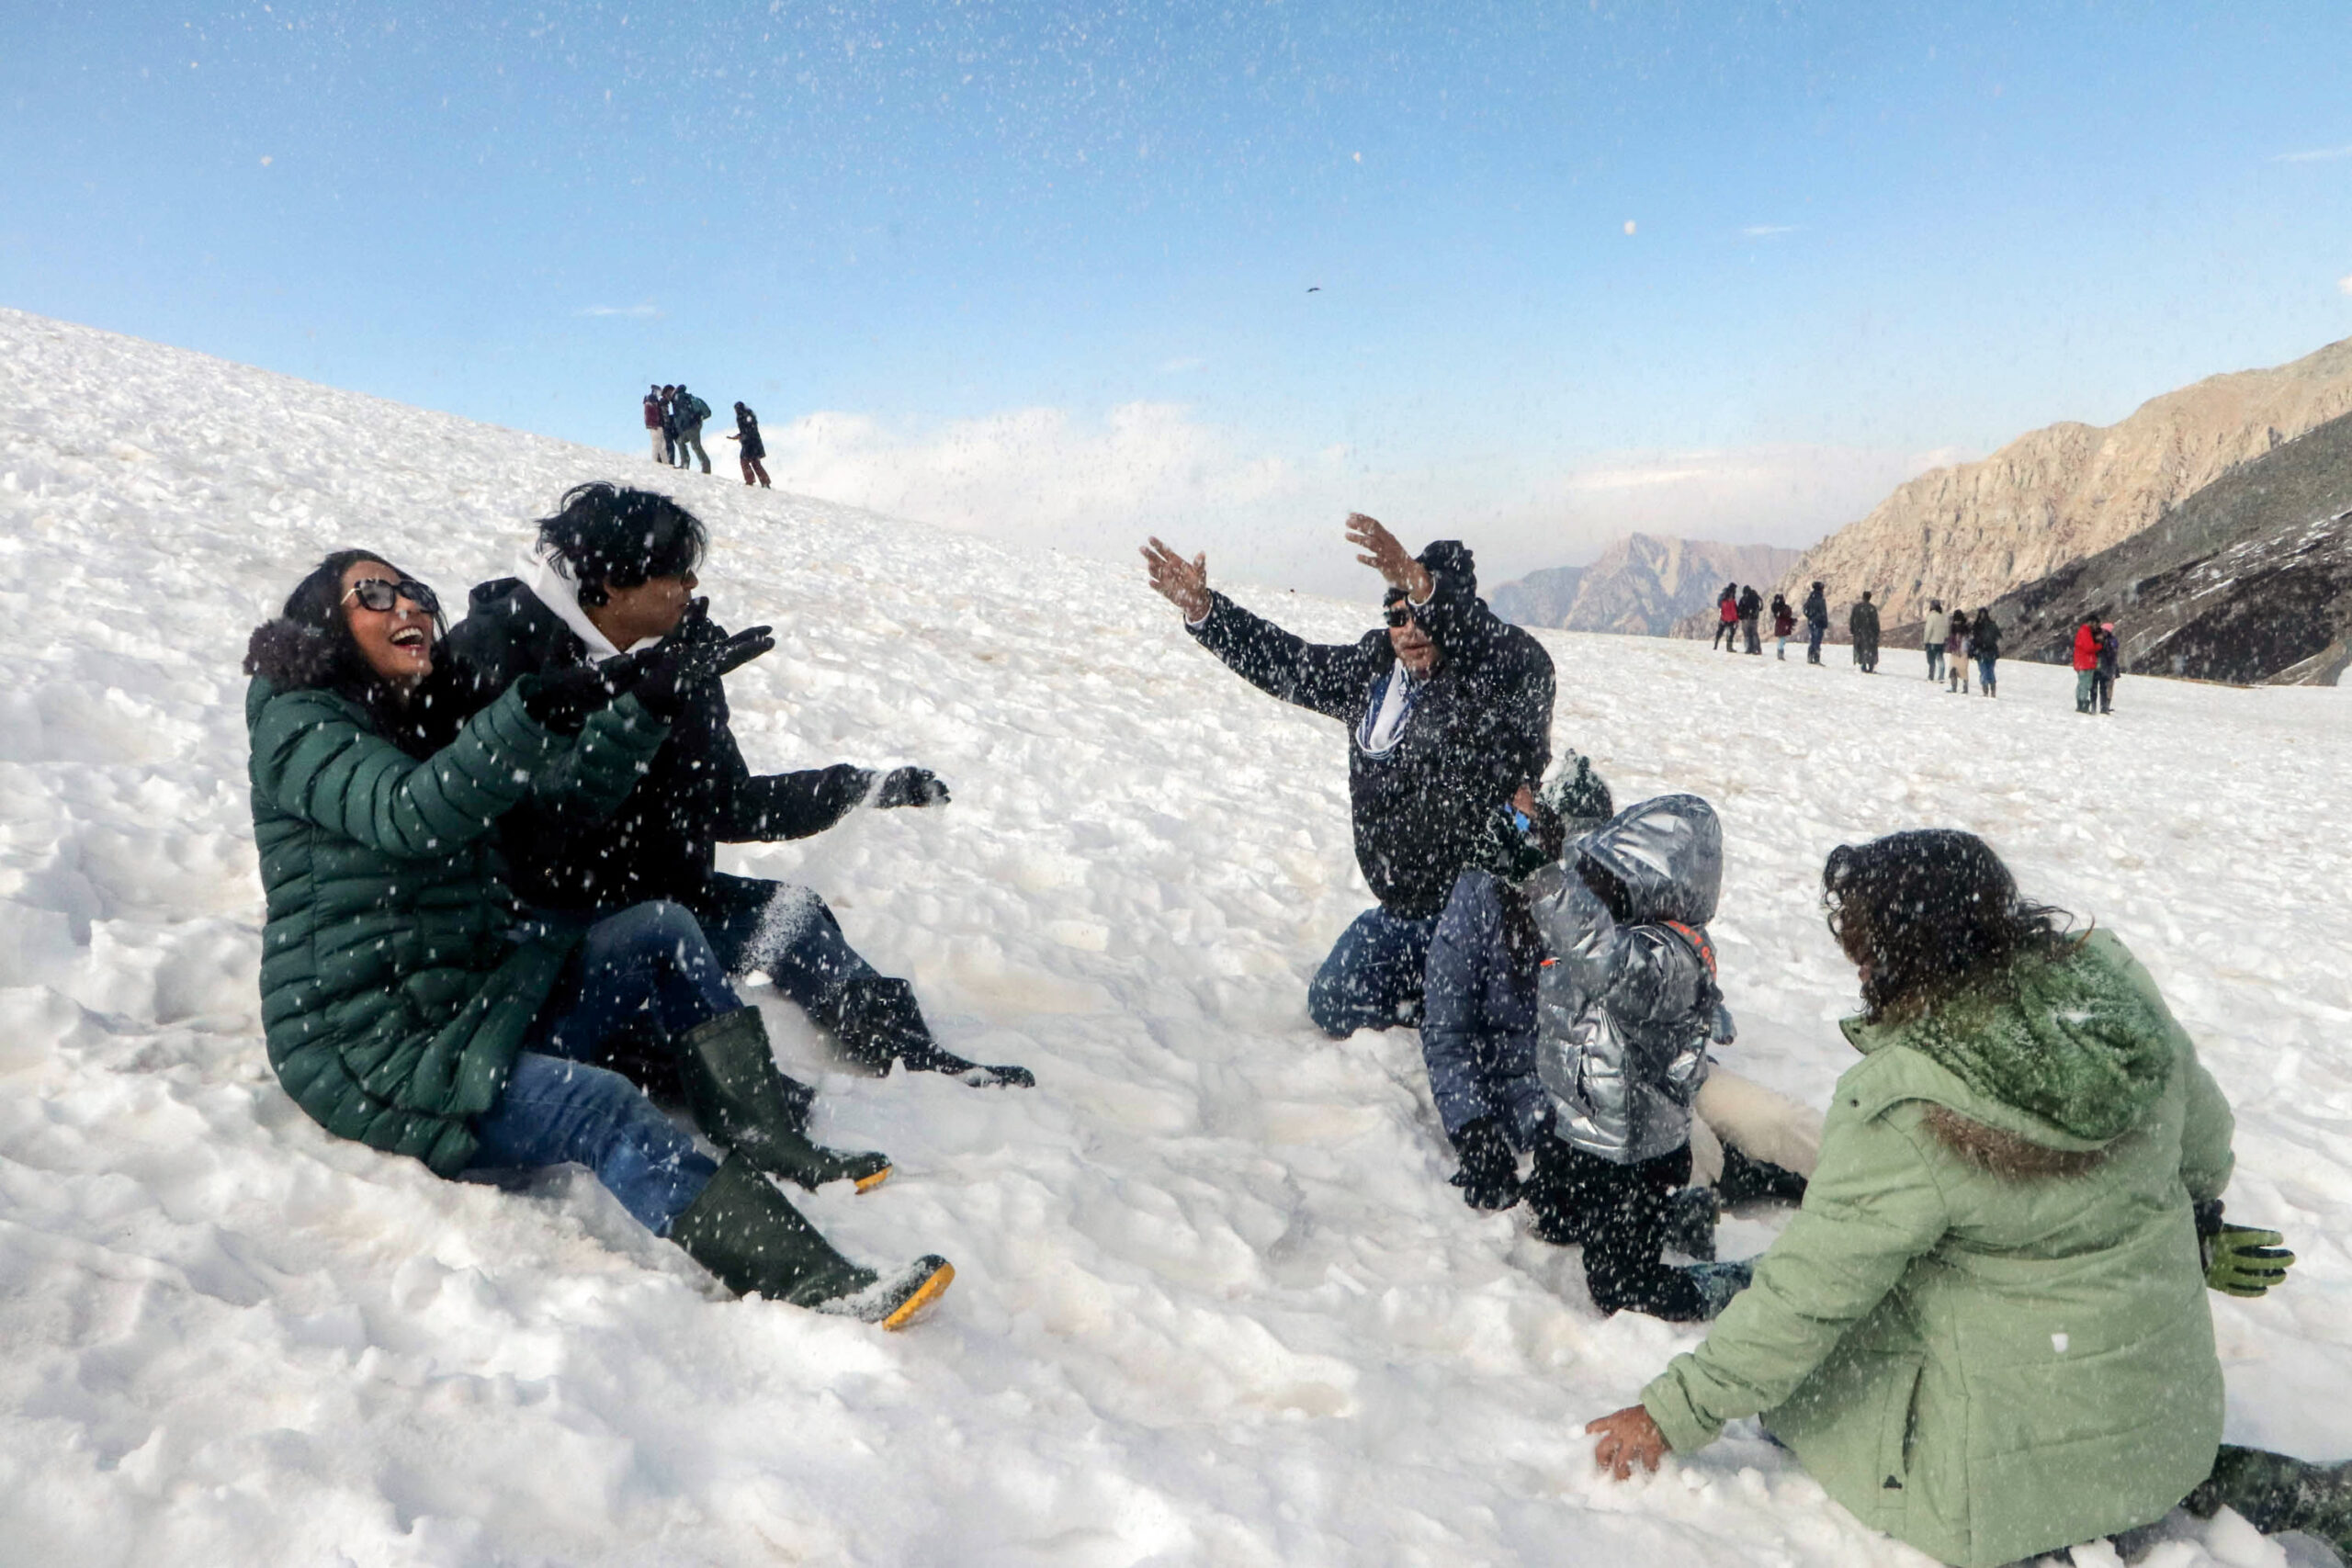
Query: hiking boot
1683 1259 1755 1319
1716 1145 1810 1206
681 1008 891 1192
838 976 1035 1089
2188 1446 2352 1552
668 1156 951 1328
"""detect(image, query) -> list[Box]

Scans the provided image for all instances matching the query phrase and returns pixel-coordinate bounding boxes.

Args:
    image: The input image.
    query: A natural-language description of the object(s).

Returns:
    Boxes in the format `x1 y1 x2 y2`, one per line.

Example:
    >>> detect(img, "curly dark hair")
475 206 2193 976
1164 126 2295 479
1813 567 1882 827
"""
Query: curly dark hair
535 481 707 607
243 548 454 757
1823 829 2078 1022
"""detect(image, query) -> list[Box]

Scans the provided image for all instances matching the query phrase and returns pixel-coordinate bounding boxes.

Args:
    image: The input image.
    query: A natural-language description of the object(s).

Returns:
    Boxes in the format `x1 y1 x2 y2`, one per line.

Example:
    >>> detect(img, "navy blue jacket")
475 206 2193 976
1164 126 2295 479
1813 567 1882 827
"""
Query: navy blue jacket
1186 543 1555 920
1419 868 1550 1145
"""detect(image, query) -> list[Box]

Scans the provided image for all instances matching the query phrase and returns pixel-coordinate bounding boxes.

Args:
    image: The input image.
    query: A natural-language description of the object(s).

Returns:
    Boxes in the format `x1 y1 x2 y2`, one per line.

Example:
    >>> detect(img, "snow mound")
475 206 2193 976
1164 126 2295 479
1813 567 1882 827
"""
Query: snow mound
3 306 2349 1566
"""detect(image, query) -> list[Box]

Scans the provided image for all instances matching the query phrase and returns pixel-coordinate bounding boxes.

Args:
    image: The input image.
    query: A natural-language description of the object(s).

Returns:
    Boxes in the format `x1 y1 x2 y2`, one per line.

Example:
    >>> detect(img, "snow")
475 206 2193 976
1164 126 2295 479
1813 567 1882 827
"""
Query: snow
4 303 2351 1566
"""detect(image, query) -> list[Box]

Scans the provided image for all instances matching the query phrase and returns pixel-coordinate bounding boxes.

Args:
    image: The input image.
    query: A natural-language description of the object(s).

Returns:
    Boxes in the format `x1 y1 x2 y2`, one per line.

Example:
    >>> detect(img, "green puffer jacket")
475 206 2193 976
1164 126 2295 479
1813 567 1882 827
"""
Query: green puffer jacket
1641 930 2233 1568
246 676 667 1176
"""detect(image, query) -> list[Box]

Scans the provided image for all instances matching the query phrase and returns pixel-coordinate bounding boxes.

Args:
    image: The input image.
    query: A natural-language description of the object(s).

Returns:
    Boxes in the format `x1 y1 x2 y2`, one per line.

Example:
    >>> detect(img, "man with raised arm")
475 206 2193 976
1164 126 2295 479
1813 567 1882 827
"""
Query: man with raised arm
1142 514 1555 1036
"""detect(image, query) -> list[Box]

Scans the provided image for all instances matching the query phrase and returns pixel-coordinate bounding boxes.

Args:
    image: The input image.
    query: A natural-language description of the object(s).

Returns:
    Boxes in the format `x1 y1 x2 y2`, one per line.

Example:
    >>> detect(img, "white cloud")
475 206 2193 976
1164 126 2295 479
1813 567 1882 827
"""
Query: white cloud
2339 275 2352 296
760 402 1962 599
2273 145 2352 164
1740 223 1800 238
576 302 663 319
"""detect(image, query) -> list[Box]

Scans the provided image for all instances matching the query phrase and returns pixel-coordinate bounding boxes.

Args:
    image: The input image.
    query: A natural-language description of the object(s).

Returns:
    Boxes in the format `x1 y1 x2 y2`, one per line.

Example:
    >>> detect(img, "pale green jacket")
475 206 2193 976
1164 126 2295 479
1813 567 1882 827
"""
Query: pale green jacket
1642 931 2233 1567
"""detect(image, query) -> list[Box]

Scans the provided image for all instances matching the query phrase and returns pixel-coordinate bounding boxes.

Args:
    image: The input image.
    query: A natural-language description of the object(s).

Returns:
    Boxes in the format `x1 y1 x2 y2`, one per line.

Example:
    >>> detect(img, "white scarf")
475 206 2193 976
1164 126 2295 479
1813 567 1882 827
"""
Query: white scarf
1356 664 1424 758
522 551 664 663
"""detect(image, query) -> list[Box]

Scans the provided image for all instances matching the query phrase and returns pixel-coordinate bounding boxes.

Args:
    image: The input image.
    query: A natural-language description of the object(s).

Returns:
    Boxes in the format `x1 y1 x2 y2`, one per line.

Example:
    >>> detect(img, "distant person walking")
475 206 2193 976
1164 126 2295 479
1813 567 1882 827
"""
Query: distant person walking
673 385 713 474
1802 581 1828 664
2074 615 2101 713
727 401 771 488
643 385 668 464
1972 608 2001 696
1922 600 1949 682
2095 622 2120 715
659 385 681 466
1736 585 1763 655
1848 591 1881 673
1946 610 1970 694
1770 593 1795 660
1713 584 1739 651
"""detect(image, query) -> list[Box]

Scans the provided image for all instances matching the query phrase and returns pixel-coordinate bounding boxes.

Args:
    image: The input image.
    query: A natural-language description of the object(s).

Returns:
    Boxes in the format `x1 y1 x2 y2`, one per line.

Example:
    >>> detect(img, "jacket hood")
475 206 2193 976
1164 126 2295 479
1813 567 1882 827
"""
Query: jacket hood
1839 930 2175 1146
244 617 345 689
1572 793 1721 926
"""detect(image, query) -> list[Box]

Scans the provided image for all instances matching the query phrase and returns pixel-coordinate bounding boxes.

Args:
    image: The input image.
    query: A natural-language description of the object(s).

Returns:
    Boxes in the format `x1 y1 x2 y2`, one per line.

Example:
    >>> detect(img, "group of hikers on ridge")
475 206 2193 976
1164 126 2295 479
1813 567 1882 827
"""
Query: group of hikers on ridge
643 384 770 489
243 481 2348 1565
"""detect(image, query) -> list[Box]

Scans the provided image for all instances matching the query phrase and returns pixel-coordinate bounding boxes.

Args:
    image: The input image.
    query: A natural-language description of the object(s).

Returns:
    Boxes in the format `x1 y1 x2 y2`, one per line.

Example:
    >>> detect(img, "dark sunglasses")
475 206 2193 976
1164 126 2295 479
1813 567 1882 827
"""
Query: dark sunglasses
1383 602 1422 629
342 577 440 615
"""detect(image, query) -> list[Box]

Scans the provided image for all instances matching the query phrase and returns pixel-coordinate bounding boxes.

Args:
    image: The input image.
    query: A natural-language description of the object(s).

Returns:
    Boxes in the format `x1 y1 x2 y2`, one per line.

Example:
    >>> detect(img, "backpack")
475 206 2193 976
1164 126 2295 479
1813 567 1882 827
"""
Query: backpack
684 394 713 424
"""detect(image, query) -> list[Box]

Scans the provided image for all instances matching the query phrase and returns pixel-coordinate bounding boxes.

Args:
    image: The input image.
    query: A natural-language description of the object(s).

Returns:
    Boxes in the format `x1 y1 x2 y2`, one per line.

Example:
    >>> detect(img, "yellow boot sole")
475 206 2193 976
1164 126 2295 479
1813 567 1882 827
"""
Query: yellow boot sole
881 1260 955 1331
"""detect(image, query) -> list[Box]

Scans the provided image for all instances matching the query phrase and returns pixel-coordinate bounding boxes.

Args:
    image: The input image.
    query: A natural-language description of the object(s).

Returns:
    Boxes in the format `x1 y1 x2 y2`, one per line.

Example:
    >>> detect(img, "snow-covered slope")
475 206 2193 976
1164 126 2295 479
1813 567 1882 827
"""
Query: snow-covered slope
3 306 2350 1567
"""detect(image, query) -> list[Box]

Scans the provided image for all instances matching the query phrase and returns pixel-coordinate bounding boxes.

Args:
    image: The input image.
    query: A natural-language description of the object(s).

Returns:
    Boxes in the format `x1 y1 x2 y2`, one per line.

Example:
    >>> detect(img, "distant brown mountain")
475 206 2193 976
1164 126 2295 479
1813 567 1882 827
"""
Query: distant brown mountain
1772 334 2352 632
1491 534 1801 637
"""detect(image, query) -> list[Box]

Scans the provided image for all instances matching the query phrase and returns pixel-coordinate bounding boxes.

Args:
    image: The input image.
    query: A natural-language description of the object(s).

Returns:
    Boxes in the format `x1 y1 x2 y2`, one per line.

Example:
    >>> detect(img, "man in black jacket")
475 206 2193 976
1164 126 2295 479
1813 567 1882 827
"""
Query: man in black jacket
443 481 1032 1088
1736 584 1764 656
1141 514 1555 1036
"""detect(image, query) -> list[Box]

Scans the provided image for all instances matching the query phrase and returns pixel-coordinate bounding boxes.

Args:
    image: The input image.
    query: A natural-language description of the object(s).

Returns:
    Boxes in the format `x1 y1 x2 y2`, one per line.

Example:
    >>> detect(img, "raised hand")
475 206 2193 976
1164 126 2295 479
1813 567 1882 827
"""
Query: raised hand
628 601 775 718
1345 513 1432 602
1140 536 1213 621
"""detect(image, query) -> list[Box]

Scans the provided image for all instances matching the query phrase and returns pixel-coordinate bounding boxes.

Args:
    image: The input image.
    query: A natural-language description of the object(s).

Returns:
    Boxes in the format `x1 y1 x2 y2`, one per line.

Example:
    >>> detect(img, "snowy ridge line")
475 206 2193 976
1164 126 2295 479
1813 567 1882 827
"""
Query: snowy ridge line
4 307 2351 1565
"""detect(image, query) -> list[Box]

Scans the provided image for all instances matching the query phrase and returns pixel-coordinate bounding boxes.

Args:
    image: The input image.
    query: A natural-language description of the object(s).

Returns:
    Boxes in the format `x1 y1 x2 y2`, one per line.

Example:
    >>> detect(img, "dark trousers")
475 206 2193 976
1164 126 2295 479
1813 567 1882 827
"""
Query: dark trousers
1529 1136 1704 1320
1307 905 1440 1036
690 872 883 1027
1740 616 1760 654
1805 622 1826 662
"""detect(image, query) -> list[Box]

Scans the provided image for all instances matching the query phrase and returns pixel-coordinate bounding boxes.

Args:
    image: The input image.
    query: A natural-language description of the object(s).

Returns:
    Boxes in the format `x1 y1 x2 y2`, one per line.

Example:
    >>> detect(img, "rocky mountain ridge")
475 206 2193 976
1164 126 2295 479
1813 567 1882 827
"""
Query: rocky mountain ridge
1981 405 2352 686
1491 533 1800 636
1771 334 2352 632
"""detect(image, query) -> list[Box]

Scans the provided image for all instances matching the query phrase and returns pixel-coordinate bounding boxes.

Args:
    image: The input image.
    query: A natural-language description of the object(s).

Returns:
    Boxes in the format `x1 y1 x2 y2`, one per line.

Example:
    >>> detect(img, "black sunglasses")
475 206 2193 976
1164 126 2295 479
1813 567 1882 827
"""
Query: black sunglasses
1383 602 1422 629
342 577 440 615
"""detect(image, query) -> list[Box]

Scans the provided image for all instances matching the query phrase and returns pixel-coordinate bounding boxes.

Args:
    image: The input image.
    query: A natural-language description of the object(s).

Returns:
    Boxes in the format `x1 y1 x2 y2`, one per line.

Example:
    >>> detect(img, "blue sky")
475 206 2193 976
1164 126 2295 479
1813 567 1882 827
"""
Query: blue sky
6 1 2351 593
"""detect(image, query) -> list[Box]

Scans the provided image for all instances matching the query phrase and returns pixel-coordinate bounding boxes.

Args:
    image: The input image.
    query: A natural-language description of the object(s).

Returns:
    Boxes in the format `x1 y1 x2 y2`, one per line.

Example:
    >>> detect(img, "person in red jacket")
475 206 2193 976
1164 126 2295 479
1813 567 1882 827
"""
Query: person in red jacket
2073 615 2101 713
1712 584 1739 651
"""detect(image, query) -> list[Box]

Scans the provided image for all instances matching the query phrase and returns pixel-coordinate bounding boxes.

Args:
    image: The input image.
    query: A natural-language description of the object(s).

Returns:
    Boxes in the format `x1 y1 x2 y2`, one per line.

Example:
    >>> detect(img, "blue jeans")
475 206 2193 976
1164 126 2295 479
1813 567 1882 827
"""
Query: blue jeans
1977 654 1997 690
693 873 880 1023
529 900 742 1064
468 900 743 1235
1308 907 1441 1037
1805 622 1826 662
469 1053 717 1235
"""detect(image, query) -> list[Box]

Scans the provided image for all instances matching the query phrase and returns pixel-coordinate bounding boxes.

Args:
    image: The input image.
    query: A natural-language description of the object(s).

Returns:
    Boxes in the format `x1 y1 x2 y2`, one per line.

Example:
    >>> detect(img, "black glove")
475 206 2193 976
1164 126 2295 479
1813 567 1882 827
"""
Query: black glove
628 599 775 719
1446 1117 1521 1212
873 766 951 808
521 665 616 735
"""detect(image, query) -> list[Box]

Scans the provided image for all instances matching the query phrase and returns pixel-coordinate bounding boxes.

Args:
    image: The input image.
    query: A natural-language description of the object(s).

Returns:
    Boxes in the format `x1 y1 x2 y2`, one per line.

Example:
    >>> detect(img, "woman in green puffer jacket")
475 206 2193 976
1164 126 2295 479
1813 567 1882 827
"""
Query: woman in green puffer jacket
1585 829 2346 1565
245 548 953 1328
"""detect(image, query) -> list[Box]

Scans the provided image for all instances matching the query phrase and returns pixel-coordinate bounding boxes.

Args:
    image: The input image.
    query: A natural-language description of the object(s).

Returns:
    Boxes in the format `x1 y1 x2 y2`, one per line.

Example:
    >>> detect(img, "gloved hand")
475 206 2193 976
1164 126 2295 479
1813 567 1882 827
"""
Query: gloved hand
2205 1224 2295 1298
628 599 775 719
873 766 951 808
1447 1117 1521 1212
522 664 616 734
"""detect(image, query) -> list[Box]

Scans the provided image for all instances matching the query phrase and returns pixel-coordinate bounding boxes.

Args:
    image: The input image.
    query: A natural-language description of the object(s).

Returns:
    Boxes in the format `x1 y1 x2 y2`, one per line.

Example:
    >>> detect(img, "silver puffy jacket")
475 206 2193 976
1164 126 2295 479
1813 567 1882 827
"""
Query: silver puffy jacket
1530 794 1733 1164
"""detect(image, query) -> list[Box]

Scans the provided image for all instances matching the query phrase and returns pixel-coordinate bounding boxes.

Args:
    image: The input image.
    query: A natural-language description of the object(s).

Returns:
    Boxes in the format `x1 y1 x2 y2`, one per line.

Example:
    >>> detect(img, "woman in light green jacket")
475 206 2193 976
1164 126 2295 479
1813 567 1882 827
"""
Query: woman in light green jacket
1586 829 2344 1566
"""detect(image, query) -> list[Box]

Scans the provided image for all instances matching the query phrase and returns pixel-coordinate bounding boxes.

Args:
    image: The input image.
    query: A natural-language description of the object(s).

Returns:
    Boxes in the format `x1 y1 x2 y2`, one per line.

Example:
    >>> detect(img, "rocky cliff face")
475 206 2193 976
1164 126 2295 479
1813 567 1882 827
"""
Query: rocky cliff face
1492 533 1800 636
1773 334 2352 632
1984 406 2352 686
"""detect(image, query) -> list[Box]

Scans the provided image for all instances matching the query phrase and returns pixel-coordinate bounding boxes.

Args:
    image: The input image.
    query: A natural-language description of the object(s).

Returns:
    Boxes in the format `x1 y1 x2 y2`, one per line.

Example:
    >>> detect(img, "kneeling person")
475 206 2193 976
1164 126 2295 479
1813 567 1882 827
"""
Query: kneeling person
443 482 1031 1088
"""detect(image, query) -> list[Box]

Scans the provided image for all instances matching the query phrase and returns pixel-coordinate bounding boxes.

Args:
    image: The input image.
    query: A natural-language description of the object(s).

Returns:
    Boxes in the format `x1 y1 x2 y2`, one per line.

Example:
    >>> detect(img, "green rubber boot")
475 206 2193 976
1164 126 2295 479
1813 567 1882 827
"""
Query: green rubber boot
680 1008 892 1192
668 1156 956 1328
